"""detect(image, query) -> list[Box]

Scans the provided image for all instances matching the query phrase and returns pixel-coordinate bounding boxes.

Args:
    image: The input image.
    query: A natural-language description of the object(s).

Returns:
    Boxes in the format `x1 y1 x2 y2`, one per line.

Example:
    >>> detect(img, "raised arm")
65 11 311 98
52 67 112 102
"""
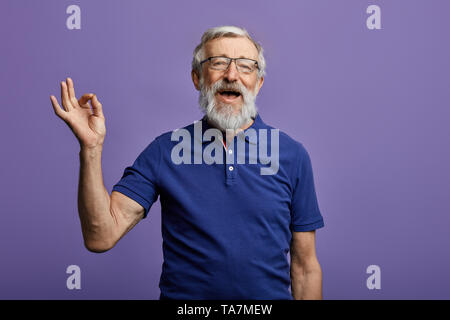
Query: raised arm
50 77 145 252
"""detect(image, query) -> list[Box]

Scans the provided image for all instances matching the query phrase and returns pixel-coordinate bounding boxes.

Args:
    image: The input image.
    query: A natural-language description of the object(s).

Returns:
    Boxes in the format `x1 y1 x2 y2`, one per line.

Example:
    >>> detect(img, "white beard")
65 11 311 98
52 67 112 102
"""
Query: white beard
198 78 258 133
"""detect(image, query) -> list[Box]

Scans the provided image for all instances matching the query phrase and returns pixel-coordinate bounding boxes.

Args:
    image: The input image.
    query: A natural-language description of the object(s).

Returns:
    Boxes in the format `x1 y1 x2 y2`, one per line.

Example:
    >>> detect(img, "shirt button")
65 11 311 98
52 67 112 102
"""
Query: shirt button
228 149 233 154
229 166 234 171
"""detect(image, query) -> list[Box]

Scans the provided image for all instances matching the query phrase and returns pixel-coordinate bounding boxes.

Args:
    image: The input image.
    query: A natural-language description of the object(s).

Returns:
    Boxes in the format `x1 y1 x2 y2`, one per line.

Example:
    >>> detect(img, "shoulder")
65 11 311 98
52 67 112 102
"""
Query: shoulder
152 120 198 142
263 121 309 161
144 120 198 153
260 120 315 184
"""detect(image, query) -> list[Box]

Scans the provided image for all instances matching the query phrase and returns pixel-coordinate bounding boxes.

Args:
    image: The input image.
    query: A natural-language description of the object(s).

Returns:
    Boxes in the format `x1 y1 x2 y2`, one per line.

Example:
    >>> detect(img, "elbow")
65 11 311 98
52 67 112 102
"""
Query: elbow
81 226 118 253
84 239 114 253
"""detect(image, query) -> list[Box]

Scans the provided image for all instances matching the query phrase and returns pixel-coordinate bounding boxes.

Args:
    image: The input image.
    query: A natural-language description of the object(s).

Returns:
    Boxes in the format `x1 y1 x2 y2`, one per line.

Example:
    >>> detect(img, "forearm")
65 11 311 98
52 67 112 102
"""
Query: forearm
290 262 323 300
78 145 115 251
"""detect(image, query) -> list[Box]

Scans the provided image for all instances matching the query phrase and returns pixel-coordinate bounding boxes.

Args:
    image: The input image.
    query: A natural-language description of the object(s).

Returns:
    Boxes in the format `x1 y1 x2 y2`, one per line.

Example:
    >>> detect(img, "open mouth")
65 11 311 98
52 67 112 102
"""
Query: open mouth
218 89 242 99
217 89 242 103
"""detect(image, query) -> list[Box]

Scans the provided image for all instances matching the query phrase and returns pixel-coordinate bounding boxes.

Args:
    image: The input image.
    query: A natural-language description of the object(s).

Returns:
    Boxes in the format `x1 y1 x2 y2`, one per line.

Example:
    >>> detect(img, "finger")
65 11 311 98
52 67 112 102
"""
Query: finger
78 93 94 108
91 94 104 118
60 81 72 111
66 77 79 107
50 95 67 120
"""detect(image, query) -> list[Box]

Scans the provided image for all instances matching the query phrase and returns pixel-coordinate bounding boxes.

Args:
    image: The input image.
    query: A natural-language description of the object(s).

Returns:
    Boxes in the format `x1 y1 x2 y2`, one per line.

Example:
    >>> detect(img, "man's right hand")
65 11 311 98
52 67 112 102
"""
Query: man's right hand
50 77 106 149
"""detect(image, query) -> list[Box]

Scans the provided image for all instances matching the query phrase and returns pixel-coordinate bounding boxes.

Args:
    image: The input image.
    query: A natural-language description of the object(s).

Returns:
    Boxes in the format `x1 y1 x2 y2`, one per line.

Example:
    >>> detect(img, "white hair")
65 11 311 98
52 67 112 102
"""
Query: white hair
198 77 258 132
192 26 266 79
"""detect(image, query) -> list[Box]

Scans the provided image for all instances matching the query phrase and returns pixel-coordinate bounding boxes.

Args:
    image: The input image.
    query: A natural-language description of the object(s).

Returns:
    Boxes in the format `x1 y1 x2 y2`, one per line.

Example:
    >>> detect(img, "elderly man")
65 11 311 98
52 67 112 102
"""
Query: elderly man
50 26 324 300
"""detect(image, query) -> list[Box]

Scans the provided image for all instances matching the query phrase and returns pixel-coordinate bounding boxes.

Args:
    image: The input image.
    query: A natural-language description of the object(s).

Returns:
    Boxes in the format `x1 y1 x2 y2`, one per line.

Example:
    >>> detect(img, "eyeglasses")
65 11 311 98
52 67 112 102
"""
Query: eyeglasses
200 56 259 74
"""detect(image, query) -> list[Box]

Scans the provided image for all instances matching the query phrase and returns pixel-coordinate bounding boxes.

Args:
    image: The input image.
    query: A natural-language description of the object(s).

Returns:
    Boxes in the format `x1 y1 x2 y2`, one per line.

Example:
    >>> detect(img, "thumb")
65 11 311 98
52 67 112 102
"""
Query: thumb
91 94 104 118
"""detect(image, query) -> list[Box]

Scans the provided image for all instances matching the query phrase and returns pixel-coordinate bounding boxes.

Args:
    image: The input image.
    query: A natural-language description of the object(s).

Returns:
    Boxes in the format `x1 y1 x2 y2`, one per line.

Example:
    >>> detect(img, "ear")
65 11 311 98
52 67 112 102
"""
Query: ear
192 70 201 91
254 76 264 96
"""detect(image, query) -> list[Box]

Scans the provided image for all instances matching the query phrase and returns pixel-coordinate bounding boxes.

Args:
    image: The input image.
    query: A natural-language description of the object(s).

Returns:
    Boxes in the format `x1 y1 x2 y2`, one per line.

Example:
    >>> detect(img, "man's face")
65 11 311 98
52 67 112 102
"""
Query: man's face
193 37 264 116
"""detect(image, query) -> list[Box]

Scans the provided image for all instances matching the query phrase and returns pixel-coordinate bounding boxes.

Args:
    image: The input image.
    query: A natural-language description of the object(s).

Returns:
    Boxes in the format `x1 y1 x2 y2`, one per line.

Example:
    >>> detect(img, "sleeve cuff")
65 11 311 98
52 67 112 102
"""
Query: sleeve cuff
292 219 324 232
112 184 151 218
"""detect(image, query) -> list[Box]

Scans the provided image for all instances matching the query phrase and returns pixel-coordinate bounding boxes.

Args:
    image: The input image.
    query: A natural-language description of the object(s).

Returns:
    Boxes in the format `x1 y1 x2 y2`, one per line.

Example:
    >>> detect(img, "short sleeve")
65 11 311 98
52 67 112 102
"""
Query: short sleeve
290 144 324 232
112 138 161 219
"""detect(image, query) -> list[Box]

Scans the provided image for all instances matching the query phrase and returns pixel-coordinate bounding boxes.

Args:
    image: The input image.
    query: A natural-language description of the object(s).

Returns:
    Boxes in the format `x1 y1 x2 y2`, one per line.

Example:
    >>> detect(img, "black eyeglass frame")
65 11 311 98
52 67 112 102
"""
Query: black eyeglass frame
199 56 260 73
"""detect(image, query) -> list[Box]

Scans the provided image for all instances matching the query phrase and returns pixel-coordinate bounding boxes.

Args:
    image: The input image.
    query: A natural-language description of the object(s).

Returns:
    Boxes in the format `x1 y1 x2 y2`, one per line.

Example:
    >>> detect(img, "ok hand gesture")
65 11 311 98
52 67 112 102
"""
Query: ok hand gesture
50 78 106 149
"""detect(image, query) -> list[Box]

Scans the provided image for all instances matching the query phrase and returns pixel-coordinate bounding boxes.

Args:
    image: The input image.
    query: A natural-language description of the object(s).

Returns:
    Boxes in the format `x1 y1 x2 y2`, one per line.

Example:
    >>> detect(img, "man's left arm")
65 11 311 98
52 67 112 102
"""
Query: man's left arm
290 230 323 300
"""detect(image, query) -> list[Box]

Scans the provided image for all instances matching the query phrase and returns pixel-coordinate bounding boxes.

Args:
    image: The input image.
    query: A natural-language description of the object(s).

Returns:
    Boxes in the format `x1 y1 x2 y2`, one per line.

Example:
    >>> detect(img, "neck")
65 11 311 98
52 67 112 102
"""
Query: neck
206 117 255 134
205 117 255 141
227 118 254 143
240 118 254 131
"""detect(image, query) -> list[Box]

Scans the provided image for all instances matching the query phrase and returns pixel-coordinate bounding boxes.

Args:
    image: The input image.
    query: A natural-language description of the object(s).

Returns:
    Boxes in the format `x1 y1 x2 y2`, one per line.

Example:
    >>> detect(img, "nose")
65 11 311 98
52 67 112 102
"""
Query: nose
223 60 240 82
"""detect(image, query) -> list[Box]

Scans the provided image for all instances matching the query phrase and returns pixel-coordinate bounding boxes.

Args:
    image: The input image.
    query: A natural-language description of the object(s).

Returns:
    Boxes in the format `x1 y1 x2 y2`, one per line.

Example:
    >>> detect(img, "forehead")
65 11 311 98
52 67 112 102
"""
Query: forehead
204 36 259 60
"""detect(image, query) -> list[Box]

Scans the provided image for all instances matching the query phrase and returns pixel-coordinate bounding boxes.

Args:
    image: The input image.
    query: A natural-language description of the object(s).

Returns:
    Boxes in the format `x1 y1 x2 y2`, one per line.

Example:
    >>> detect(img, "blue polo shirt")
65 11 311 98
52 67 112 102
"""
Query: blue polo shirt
112 113 324 300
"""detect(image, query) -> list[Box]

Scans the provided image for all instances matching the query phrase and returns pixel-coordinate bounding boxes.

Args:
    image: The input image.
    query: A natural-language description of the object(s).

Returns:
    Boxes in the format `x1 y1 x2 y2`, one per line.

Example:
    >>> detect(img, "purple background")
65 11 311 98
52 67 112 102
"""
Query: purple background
1 0 449 299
